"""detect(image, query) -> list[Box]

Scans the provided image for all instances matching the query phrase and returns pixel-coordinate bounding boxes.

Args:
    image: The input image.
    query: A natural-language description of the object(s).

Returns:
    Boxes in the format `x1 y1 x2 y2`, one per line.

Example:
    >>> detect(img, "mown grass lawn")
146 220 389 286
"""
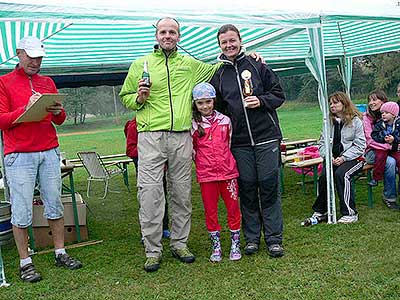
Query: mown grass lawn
2 101 400 300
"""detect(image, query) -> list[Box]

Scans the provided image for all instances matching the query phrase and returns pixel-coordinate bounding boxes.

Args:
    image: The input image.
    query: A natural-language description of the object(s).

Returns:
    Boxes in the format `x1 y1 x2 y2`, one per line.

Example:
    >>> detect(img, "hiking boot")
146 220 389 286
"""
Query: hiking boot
368 179 378 186
19 263 42 283
337 214 358 224
229 230 241 261
144 256 161 272
55 253 83 270
171 246 195 263
268 244 284 258
382 198 400 210
244 242 259 255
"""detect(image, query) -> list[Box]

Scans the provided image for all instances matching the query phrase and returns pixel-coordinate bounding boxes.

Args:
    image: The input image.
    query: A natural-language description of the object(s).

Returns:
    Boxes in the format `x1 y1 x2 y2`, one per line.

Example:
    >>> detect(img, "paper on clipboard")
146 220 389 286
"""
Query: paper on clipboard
13 93 66 123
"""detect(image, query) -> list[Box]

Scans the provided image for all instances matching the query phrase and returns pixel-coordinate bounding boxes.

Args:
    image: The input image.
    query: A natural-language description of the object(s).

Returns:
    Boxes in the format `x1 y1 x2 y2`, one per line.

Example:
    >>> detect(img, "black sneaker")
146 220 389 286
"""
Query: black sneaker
383 198 400 210
55 253 83 270
19 263 42 283
244 242 259 255
268 244 284 258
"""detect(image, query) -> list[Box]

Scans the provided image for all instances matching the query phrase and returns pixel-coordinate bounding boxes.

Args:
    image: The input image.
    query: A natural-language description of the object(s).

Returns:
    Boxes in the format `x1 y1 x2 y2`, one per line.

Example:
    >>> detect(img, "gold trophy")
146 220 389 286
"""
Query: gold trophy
241 70 253 107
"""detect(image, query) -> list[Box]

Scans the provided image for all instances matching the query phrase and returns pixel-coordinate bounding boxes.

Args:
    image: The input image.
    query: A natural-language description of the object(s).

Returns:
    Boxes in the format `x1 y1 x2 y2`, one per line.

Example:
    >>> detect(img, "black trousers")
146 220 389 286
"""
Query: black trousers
232 141 283 246
312 160 364 216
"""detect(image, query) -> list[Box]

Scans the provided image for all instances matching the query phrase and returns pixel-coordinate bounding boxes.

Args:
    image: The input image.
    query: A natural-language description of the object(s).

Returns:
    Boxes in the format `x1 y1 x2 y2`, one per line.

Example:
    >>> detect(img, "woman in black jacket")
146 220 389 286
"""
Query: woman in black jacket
210 24 285 257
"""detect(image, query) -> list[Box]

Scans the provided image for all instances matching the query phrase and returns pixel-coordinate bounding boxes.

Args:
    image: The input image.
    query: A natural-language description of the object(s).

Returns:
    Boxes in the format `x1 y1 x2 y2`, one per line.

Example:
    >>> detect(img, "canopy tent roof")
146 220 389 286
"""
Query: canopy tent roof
1 1 400 87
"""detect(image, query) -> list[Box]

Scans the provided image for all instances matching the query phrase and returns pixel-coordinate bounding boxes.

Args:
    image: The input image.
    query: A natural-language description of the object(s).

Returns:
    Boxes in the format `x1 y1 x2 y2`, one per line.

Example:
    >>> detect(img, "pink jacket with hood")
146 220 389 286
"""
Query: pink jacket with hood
363 112 391 152
192 110 239 183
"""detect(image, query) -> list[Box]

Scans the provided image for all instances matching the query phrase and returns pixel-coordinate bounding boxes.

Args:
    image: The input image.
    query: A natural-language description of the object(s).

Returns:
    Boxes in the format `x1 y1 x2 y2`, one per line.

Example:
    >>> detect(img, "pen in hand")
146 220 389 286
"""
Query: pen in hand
26 91 42 110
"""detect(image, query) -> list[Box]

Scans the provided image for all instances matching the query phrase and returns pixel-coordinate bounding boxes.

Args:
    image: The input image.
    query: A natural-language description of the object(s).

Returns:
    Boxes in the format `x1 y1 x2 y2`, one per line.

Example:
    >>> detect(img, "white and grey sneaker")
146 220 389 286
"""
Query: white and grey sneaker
311 211 328 218
311 211 328 220
337 214 358 224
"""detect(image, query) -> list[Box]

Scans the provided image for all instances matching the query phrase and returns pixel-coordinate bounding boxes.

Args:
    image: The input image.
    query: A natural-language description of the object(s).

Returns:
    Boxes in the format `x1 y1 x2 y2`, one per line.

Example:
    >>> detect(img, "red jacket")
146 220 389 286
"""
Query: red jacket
124 118 138 159
0 68 66 155
192 111 239 183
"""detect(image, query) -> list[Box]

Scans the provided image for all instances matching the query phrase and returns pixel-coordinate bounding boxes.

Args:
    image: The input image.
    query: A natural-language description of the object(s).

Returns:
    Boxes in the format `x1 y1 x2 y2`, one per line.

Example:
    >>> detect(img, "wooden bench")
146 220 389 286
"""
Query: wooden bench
353 163 374 208
286 158 374 208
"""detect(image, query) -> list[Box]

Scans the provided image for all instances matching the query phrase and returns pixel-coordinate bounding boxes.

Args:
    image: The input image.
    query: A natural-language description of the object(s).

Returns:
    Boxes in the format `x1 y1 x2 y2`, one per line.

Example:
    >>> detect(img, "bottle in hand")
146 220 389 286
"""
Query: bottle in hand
142 60 151 87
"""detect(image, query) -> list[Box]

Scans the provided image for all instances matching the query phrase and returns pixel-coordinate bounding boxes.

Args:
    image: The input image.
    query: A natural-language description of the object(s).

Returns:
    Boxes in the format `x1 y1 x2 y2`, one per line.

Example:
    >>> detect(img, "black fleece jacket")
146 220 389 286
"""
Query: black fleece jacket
210 52 285 147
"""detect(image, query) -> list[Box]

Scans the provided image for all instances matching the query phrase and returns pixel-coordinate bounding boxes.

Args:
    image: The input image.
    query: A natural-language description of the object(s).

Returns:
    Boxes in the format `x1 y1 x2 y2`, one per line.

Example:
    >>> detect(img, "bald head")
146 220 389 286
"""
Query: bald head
155 18 181 54
156 18 180 35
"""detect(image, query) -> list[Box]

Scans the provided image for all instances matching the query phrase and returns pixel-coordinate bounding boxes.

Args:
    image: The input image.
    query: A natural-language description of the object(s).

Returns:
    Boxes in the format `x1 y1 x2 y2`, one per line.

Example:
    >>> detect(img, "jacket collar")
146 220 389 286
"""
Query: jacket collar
153 46 178 58
201 110 224 124
14 64 40 78
217 51 246 65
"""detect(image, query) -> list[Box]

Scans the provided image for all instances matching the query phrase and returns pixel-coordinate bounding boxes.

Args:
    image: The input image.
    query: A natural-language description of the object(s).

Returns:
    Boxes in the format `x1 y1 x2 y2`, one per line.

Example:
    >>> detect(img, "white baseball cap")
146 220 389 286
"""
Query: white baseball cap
17 36 46 58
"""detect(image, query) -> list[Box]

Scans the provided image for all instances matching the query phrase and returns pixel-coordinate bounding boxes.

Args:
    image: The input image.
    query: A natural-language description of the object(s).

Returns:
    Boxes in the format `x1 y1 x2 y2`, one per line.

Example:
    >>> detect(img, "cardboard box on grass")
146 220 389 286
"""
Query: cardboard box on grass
32 226 88 248
32 193 88 248
33 193 86 227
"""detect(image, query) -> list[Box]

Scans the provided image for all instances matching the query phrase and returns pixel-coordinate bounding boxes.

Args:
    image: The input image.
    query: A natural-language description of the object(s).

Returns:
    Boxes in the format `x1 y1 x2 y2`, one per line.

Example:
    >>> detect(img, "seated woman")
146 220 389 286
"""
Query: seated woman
306 92 366 224
363 90 400 210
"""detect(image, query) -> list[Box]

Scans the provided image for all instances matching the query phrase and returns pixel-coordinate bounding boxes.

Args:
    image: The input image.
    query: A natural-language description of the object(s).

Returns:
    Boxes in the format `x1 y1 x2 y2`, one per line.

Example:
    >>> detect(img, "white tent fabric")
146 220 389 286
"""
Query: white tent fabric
1 0 400 223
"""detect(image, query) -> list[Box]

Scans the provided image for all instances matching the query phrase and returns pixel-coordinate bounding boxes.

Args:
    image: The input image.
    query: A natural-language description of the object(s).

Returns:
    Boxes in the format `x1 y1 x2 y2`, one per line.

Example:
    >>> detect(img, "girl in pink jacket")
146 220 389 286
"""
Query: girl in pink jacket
191 82 241 262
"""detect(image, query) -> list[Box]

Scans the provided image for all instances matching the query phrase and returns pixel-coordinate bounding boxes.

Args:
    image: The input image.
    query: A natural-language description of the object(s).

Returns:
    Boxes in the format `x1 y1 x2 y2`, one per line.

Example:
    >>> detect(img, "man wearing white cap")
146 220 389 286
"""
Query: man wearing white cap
0 36 82 283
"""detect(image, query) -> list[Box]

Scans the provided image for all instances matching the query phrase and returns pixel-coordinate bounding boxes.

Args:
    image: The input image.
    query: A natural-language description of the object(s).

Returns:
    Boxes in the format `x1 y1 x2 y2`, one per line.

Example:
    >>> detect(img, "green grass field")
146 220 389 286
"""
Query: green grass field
2 101 400 300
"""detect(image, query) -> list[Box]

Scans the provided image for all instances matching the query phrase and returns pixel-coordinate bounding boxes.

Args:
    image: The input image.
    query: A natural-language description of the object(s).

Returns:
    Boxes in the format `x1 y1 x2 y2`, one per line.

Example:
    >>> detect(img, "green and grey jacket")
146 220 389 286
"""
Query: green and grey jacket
120 47 220 132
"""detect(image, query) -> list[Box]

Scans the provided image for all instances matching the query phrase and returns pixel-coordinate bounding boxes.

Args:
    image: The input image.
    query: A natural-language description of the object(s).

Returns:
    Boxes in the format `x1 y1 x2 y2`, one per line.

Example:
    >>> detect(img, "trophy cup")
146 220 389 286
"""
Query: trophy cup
241 70 253 107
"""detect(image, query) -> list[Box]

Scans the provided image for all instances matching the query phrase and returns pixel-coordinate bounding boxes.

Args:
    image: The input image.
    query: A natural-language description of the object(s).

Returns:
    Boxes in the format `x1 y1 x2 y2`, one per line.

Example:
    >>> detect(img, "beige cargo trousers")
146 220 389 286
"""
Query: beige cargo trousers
137 131 193 258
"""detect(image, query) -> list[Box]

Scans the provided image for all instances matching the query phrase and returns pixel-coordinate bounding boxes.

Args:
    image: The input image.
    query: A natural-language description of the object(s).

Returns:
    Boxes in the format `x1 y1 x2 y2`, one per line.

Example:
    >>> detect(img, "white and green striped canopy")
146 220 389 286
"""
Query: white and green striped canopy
1 1 400 77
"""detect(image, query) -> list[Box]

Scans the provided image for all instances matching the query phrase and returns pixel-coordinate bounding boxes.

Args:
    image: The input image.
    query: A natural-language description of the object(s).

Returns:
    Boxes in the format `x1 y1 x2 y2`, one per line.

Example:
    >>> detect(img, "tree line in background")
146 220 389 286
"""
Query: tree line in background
60 51 399 125
283 51 400 102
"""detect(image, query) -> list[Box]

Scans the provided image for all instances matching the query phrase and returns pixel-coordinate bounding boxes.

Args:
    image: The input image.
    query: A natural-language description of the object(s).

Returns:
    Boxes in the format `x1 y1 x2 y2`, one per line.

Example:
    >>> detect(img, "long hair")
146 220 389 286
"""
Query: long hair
366 89 388 122
329 92 362 125
192 101 208 137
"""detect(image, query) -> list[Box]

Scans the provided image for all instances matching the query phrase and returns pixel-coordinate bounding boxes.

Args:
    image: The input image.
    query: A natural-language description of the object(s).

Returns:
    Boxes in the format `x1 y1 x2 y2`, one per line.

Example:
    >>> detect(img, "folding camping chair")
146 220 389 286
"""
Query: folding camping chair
77 151 129 199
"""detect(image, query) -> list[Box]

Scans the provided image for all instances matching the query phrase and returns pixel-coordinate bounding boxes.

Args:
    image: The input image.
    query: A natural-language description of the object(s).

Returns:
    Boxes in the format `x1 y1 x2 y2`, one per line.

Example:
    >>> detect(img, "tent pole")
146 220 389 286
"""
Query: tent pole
306 26 336 224
112 86 120 125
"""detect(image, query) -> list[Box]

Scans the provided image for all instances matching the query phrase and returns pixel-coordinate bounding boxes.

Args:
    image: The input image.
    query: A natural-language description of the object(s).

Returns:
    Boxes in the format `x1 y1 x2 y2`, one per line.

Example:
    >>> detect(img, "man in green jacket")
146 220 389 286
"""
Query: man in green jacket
120 18 219 272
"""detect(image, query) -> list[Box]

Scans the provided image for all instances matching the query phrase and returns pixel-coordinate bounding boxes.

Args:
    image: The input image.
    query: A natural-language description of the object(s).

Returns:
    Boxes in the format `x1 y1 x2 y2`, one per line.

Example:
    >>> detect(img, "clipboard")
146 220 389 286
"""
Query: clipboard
13 93 66 123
